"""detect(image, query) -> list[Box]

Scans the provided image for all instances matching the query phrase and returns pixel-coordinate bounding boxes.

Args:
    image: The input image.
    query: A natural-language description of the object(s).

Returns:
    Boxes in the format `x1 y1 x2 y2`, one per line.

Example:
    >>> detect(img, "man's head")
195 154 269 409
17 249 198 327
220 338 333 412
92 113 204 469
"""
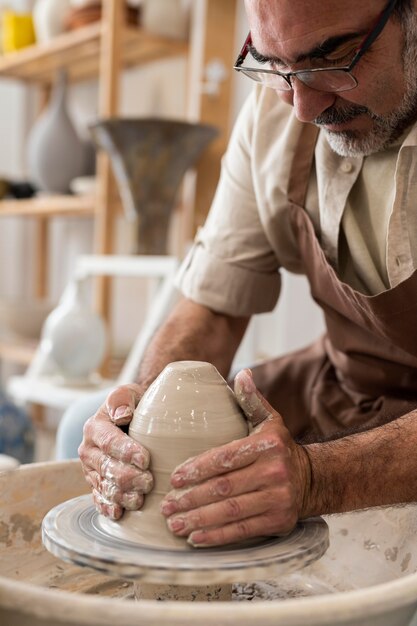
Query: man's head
243 0 417 156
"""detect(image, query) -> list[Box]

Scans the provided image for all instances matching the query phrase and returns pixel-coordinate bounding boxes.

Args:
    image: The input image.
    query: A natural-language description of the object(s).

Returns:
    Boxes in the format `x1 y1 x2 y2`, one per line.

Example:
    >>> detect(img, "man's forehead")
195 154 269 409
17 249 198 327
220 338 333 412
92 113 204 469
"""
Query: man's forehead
244 0 380 59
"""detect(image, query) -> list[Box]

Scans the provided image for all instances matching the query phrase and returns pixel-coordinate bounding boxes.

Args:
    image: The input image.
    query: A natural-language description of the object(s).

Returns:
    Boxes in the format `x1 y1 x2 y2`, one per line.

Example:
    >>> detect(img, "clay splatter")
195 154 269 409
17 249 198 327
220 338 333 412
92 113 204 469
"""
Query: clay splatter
401 553 412 572
0 521 10 545
384 547 398 562
10 513 38 542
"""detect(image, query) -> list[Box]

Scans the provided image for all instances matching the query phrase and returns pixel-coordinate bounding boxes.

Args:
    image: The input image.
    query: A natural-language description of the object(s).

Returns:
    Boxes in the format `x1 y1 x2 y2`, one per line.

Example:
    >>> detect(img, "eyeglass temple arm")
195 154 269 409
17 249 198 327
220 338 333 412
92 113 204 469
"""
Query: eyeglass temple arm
351 0 397 63
235 32 253 68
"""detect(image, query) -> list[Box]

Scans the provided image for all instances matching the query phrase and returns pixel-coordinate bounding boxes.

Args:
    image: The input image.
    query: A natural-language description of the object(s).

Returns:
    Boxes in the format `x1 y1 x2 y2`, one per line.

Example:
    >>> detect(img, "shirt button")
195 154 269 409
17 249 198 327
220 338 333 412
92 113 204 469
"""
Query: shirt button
340 161 354 173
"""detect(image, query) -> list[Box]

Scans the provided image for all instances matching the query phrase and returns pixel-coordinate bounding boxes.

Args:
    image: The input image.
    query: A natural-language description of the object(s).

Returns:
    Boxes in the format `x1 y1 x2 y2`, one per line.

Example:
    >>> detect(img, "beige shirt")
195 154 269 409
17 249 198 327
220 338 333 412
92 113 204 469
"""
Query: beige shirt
176 85 417 317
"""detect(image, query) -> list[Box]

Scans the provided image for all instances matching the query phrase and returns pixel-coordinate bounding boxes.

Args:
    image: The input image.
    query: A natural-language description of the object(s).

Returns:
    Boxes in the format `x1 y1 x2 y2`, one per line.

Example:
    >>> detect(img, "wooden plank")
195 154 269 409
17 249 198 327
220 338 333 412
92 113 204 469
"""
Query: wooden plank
34 218 48 299
0 195 95 217
187 0 238 232
0 22 188 85
94 0 123 321
0 338 37 365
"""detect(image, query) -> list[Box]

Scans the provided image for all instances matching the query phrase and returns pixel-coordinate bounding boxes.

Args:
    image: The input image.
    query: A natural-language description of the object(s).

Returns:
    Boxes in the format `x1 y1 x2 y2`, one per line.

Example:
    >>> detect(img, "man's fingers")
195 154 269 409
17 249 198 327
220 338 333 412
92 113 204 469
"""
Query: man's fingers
105 383 143 425
162 456 291 516
81 445 153 493
166 491 270 537
92 489 124 520
234 368 282 429
187 510 296 548
170 429 288 488
80 410 150 469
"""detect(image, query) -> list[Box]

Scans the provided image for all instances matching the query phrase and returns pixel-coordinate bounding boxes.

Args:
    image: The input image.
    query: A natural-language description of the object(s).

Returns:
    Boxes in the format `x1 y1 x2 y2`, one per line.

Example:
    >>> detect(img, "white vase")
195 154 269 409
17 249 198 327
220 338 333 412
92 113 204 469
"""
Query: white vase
33 0 72 42
40 279 107 383
142 0 190 39
26 70 88 194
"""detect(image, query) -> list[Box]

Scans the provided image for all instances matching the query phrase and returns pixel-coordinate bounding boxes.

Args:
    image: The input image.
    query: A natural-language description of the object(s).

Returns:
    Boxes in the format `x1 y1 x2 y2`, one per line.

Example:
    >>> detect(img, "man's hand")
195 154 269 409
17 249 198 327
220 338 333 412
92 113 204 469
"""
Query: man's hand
160 369 312 547
78 384 153 520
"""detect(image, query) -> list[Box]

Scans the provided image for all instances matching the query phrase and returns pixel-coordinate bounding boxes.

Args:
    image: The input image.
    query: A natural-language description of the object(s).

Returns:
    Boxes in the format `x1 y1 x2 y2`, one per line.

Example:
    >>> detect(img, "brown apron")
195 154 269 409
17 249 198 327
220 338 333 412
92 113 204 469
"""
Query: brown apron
251 123 417 443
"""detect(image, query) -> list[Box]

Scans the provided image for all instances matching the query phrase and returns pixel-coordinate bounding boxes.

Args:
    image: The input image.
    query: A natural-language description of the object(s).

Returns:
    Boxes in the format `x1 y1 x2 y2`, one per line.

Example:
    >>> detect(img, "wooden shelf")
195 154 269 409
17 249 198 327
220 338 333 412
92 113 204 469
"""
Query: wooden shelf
0 194 96 217
0 23 188 85
0 337 38 366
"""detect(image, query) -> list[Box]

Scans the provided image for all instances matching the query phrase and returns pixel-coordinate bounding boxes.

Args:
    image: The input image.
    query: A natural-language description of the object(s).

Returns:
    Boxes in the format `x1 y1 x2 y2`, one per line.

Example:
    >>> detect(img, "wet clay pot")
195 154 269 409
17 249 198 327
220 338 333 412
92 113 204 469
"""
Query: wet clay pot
110 361 249 549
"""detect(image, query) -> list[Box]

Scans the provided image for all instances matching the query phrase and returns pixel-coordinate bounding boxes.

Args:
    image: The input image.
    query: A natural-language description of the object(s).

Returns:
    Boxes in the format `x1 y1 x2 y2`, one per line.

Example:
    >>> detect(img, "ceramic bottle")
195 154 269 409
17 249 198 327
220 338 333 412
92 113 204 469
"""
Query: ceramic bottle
32 0 72 42
26 70 88 194
40 278 107 383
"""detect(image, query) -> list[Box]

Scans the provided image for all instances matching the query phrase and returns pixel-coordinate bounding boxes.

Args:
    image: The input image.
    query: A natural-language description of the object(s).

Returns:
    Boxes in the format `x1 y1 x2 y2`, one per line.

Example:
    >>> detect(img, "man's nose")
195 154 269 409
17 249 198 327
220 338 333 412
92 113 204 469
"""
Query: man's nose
281 78 337 123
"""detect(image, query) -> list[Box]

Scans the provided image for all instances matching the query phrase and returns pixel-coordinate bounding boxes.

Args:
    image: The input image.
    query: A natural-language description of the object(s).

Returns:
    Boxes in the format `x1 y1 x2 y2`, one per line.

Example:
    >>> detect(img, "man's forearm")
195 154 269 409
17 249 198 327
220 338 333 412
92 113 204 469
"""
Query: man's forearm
302 410 417 517
135 297 249 391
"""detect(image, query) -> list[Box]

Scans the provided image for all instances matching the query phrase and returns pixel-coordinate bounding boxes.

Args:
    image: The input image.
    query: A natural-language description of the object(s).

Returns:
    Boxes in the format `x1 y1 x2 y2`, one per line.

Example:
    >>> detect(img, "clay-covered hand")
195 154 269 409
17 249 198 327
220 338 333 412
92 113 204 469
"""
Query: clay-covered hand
160 369 311 547
78 384 153 520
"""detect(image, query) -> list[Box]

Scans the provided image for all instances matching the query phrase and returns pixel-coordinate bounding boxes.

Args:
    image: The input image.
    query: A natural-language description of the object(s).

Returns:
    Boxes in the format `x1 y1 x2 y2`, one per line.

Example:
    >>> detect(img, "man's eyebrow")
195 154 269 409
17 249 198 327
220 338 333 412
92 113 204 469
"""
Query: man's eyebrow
249 32 367 65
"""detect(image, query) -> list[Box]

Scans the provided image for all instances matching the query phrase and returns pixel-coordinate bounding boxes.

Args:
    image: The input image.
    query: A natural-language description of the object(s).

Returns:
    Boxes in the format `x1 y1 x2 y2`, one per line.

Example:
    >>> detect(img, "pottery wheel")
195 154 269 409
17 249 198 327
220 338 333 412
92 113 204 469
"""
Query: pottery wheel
42 495 329 585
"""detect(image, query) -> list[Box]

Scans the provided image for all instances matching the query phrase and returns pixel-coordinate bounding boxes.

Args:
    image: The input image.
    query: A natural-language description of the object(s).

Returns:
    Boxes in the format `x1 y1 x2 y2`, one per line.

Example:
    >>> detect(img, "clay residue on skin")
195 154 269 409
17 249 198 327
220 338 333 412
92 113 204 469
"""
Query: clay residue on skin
234 371 273 426
163 485 195 506
10 513 38 543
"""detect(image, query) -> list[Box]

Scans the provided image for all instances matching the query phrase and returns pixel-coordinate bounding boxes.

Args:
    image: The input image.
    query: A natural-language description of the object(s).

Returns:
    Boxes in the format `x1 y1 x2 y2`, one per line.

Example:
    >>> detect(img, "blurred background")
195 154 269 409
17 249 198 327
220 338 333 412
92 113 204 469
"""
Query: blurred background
0 0 323 464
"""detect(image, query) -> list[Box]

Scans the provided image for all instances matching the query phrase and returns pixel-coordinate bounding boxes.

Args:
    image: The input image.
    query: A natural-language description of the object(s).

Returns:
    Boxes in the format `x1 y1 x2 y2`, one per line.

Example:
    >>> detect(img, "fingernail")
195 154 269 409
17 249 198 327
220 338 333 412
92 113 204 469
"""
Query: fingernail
132 452 148 470
133 472 153 492
171 464 199 486
112 405 133 422
122 492 143 510
168 516 185 532
187 531 208 546
160 500 177 516
171 472 185 487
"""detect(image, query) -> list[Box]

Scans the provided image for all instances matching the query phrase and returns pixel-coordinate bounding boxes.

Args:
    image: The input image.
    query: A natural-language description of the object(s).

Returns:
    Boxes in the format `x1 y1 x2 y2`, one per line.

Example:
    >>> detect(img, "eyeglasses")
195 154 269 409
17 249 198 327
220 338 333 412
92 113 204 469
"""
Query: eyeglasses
234 0 398 93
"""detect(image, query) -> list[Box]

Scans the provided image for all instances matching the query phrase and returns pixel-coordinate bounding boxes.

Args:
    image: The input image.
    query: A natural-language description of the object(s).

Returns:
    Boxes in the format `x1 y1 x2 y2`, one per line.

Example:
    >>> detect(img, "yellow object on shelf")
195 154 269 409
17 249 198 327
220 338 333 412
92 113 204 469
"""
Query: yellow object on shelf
2 11 36 54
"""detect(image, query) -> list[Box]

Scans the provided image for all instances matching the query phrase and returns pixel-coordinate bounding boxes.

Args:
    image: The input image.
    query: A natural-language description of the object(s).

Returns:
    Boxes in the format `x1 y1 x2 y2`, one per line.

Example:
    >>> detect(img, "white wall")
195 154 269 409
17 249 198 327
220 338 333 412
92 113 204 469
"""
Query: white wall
0 1 324 376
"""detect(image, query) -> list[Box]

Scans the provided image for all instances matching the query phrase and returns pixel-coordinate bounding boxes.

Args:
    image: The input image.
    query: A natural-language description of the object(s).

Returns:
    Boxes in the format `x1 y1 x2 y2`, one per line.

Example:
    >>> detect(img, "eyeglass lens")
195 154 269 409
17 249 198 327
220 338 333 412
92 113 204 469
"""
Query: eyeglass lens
240 68 358 92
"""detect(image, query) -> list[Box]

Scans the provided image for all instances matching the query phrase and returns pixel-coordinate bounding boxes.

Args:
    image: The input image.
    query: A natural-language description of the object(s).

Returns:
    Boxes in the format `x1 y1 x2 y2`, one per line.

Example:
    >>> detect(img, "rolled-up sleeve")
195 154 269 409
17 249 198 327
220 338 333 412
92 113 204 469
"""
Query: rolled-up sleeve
175 88 281 317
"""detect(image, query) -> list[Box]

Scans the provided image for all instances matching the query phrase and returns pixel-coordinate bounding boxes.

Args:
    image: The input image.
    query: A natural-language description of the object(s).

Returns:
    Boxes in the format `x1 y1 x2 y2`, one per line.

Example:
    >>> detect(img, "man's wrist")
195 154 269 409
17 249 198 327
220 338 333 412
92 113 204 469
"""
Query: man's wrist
293 443 314 519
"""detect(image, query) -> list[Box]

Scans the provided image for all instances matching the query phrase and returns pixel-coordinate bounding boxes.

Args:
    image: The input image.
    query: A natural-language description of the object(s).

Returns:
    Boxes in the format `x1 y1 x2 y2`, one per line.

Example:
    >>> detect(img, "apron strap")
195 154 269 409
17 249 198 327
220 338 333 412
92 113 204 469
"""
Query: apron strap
287 123 319 207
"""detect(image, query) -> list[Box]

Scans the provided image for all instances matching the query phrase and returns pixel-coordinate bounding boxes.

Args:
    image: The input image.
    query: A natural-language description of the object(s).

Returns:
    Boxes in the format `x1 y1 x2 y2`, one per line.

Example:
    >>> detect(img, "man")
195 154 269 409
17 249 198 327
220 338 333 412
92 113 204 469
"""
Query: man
78 0 417 548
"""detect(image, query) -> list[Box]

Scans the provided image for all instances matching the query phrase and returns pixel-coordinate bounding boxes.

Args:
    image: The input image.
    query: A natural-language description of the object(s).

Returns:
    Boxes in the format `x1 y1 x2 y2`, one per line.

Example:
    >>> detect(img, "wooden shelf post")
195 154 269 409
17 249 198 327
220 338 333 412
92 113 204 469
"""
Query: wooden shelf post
94 0 123 318
186 0 238 234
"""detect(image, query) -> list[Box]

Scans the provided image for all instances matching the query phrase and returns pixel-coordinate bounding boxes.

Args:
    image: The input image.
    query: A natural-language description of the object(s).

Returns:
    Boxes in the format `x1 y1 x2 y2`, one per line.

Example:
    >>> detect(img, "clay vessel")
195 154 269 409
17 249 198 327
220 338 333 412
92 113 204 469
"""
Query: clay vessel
109 361 248 549
40 278 107 383
32 0 71 42
26 70 89 193
89 118 218 254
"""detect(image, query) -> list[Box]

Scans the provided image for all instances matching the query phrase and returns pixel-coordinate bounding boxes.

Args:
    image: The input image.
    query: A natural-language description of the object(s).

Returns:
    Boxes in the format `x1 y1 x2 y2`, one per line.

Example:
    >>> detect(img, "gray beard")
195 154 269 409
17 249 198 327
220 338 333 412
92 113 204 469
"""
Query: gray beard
315 19 417 157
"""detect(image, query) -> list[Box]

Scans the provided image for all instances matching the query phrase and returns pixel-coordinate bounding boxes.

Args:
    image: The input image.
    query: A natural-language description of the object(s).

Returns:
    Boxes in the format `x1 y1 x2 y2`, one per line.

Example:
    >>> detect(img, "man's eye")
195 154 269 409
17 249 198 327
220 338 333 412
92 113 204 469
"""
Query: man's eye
323 45 357 65
321 51 355 67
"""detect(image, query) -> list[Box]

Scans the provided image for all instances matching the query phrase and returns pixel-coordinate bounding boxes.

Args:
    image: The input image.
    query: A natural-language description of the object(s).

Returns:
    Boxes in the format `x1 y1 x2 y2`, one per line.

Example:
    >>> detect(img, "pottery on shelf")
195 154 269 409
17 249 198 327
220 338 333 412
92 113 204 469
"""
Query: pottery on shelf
39 278 107 384
89 118 218 254
32 0 72 42
105 361 248 549
26 70 89 194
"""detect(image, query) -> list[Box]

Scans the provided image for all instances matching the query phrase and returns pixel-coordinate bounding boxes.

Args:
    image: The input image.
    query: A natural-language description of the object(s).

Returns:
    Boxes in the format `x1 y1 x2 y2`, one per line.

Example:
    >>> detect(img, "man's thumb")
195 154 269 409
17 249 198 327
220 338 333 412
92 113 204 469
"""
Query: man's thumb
234 368 282 429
